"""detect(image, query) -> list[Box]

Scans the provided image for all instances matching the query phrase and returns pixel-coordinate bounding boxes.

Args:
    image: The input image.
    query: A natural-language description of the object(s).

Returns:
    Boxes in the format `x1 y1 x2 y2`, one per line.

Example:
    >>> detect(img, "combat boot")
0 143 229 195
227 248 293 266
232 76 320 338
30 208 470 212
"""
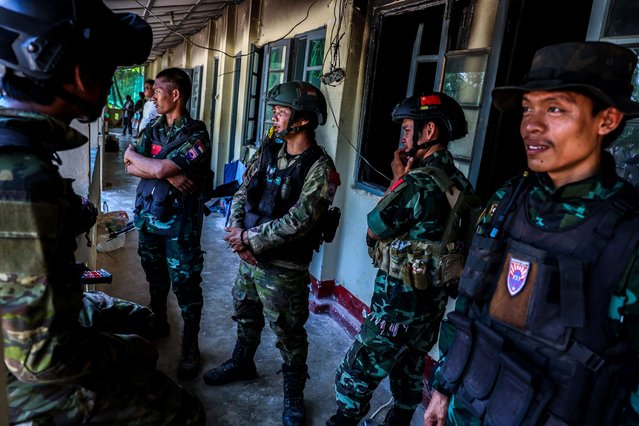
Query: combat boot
326 411 359 426
203 340 258 386
177 322 200 381
282 363 308 426
363 408 413 426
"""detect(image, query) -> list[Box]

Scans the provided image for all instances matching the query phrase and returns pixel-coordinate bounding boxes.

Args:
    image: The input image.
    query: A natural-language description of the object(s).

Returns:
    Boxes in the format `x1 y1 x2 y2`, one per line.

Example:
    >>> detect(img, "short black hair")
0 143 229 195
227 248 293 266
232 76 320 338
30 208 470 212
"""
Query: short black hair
155 68 191 103
145 78 155 86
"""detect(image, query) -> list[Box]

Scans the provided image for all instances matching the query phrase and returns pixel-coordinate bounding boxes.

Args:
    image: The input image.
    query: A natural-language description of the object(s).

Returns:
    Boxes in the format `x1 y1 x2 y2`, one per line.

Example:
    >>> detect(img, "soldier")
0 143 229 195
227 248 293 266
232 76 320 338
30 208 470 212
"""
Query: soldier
327 93 476 426
124 67 212 381
425 41 639 425
0 1 204 424
203 81 341 426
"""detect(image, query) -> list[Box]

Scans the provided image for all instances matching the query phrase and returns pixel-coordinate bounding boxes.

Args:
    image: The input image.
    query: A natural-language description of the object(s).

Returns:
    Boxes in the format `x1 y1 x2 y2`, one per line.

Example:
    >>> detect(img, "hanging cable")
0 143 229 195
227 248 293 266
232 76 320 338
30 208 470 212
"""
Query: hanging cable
324 87 392 183
133 0 319 60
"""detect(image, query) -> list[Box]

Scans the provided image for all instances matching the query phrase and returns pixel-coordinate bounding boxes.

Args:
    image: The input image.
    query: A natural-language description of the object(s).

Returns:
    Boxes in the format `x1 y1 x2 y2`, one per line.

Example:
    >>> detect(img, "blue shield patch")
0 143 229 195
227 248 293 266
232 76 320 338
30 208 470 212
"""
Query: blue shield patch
507 257 530 296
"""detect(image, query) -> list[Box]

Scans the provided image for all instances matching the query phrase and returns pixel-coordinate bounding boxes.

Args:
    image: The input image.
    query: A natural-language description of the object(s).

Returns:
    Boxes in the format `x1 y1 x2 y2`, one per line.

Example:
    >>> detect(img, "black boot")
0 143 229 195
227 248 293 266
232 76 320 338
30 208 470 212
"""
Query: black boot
203 340 258 386
364 408 413 426
326 411 359 426
282 363 309 426
177 322 200 381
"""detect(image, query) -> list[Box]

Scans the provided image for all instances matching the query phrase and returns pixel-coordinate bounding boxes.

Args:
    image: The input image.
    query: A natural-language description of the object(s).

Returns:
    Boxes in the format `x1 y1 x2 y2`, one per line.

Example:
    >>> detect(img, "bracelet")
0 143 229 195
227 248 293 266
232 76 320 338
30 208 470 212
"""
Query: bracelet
241 230 246 245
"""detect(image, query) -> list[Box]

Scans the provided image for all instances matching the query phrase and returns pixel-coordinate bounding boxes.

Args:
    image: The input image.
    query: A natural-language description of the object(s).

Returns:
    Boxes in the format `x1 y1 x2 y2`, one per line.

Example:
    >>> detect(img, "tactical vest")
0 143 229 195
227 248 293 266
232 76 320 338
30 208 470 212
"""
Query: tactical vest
441 184 639 425
372 166 477 292
134 120 205 221
244 141 323 265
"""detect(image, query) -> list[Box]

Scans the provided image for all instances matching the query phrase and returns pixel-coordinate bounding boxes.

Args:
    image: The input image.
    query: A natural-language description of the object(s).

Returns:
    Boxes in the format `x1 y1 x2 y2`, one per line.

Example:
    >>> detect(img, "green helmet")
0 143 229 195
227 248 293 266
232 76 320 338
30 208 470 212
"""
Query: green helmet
267 81 327 128
392 92 468 142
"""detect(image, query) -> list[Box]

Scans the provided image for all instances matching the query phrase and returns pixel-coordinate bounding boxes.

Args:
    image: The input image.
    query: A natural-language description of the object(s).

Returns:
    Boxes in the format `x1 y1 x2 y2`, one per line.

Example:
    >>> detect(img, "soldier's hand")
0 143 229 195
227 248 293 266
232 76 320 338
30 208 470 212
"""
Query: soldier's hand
223 226 246 252
391 149 414 180
424 390 449 426
123 144 136 165
167 173 196 194
237 247 258 265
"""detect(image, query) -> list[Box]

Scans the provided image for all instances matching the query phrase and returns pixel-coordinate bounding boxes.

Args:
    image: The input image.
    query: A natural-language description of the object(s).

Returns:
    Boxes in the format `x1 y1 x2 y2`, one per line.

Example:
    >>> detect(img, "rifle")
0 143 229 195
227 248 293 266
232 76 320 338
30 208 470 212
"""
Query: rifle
106 221 135 241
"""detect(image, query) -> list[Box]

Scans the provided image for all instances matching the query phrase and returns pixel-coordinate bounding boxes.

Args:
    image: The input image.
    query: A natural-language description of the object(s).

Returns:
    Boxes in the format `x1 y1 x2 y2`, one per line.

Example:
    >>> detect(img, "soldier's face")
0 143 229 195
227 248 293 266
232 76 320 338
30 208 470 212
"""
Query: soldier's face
400 118 415 151
272 105 292 133
152 78 178 115
520 90 618 186
144 83 153 98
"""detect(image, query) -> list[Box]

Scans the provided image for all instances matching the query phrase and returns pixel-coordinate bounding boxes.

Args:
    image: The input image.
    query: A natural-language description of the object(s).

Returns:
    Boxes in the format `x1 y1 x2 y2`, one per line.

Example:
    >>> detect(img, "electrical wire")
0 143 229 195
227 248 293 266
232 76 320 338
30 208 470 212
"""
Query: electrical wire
325 87 392 183
369 397 393 420
133 0 319 60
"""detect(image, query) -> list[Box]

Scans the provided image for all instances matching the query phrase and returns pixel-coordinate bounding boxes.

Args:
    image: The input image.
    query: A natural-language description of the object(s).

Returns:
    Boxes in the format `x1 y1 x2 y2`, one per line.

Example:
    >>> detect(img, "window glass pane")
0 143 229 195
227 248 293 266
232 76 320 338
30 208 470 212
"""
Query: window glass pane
443 54 488 106
267 72 284 93
307 70 322 88
269 47 285 70
609 123 639 187
307 39 325 67
413 61 438 94
604 0 639 37
447 108 478 160
631 48 639 102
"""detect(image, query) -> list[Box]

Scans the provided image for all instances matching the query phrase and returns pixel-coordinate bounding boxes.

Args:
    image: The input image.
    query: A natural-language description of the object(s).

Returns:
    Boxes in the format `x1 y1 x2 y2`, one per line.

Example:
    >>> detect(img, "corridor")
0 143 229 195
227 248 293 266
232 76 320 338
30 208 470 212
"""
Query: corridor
94 132 422 425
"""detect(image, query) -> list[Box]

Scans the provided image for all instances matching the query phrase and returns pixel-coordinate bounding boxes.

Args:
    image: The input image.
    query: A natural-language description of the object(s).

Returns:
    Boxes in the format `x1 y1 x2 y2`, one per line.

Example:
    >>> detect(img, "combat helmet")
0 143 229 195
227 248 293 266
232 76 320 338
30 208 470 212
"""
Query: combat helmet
392 93 468 147
0 0 151 81
267 81 327 136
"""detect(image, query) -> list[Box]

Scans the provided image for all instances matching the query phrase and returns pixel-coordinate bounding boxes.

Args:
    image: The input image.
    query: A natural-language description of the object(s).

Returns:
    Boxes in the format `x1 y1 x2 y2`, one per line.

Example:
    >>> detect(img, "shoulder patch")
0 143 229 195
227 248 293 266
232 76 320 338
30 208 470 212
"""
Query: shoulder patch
185 140 205 161
390 177 406 193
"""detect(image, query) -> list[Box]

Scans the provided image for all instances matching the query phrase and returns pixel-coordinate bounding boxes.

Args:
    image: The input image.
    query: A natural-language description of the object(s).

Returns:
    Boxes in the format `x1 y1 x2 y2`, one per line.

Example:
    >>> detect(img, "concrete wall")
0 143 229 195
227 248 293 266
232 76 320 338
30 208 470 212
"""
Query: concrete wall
138 0 504 309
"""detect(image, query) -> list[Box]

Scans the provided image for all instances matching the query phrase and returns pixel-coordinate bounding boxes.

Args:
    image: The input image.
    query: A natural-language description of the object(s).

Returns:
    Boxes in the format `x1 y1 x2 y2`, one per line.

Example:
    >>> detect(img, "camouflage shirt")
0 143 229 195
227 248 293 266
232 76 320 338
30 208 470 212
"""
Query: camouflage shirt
0 110 149 384
133 114 211 234
435 156 639 421
230 140 339 270
368 150 473 241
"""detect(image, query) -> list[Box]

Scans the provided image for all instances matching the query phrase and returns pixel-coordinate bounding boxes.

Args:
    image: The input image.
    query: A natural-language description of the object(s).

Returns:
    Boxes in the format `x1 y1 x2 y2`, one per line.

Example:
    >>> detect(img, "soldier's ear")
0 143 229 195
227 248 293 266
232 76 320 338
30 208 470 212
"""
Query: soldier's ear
598 107 624 136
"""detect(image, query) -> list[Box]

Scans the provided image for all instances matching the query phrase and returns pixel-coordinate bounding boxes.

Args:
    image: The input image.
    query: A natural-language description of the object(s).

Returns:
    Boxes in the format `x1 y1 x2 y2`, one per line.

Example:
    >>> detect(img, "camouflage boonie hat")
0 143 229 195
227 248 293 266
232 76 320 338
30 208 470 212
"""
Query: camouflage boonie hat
492 41 639 117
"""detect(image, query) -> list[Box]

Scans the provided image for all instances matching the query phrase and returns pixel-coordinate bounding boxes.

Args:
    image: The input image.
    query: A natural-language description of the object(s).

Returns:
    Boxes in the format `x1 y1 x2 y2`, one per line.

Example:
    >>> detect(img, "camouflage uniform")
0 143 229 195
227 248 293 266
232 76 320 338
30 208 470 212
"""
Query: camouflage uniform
228 140 339 367
0 109 204 424
433 154 639 424
334 150 473 422
134 114 211 329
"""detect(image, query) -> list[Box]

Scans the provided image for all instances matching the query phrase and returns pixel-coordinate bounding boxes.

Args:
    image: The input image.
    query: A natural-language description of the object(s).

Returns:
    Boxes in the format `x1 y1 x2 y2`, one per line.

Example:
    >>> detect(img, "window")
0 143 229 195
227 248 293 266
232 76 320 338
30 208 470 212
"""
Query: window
588 0 639 186
358 0 494 190
251 28 327 145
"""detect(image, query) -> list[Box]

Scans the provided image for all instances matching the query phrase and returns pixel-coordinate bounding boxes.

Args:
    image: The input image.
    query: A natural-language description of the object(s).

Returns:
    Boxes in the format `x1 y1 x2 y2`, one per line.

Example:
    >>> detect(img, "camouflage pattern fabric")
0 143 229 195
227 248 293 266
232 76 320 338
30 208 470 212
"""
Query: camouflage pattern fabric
334 150 474 422
134 114 210 324
433 154 639 423
232 260 310 367
226 138 338 366
229 140 339 271
0 110 204 424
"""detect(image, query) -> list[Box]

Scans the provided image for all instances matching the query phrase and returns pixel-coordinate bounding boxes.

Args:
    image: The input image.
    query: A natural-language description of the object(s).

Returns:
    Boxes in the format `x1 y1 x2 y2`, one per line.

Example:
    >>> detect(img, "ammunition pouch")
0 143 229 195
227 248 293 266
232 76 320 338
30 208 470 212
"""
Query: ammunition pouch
135 178 182 220
373 237 462 291
442 312 552 425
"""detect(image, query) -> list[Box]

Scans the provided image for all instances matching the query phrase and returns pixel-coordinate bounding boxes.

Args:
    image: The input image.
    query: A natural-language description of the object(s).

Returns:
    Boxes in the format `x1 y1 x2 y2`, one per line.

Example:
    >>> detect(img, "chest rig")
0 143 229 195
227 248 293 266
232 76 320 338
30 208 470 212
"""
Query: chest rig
441 183 639 425
244 141 323 264
134 121 202 222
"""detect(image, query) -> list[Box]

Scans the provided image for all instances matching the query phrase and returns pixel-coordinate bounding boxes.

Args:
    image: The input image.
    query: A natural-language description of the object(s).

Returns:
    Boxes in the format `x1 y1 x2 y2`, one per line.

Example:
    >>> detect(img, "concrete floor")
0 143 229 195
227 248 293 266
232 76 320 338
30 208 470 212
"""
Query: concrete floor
95 132 425 426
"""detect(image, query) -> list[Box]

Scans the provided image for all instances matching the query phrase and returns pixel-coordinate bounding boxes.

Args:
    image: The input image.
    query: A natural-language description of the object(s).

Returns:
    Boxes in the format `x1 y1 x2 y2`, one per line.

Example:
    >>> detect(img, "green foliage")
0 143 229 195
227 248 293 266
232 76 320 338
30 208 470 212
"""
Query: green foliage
108 66 145 109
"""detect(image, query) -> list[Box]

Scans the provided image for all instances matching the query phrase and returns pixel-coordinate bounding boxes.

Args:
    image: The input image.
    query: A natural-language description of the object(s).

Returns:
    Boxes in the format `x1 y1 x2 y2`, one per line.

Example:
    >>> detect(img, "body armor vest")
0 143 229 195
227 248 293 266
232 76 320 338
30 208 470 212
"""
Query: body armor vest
244 141 323 265
134 120 204 221
441 183 639 425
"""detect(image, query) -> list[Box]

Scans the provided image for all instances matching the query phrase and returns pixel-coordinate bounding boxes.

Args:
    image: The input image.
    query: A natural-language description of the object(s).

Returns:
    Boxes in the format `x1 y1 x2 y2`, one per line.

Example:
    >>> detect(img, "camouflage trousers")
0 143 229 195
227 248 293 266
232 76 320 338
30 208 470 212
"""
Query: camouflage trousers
334 271 448 421
8 369 205 425
138 227 204 326
232 260 310 367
